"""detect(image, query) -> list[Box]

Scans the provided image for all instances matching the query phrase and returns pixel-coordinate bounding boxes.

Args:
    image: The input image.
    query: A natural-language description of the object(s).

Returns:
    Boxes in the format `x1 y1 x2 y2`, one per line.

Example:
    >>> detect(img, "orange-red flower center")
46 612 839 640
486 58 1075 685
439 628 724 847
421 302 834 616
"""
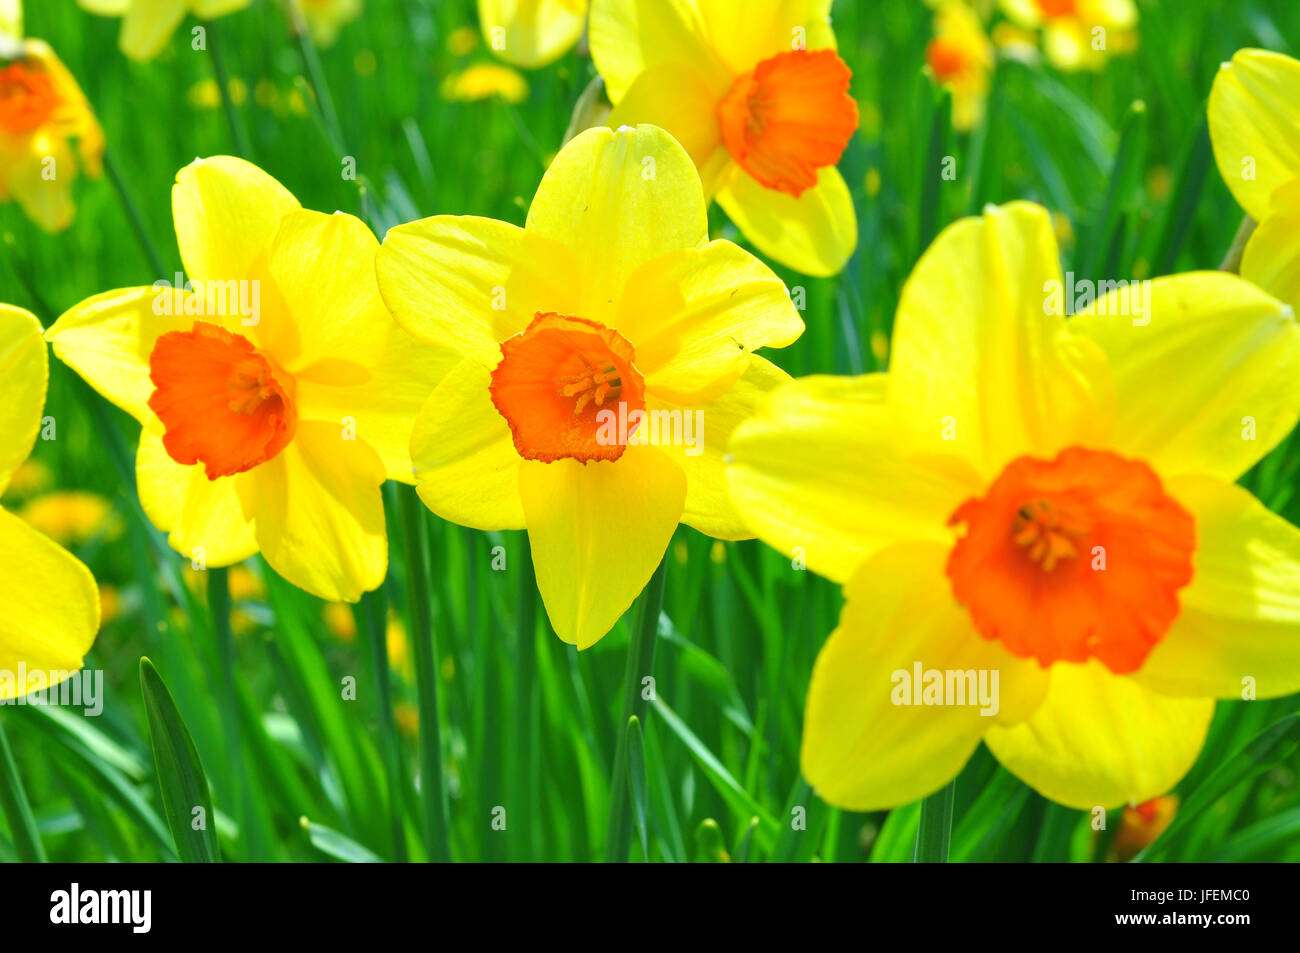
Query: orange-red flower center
925 37 971 83
0 61 60 134
1036 0 1078 18
945 447 1195 674
716 49 858 197
148 321 297 480
489 312 646 464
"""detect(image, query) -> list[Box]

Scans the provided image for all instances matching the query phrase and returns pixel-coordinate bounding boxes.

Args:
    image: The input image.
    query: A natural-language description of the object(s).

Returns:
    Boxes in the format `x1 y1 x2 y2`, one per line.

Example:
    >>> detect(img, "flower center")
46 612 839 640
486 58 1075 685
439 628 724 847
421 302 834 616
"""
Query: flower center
716 48 858 197
925 37 971 83
945 447 1195 674
1036 0 1078 18
0 61 61 134
489 312 646 463
148 321 297 480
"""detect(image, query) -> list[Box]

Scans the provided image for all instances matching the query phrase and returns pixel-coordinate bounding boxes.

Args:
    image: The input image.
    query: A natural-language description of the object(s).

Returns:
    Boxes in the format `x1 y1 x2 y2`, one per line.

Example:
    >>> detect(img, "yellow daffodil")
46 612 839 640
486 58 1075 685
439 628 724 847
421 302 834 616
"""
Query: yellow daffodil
19 490 123 546
998 0 1136 72
727 201 1300 810
293 0 362 48
0 304 100 700
925 0 994 132
479 0 587 69
440 63 530 104
46 156 457 602
377 124 802 648
1111 795 1177 861
1209 49 1300 310
589 0 859 277
0 11 104 232
76 0 252 62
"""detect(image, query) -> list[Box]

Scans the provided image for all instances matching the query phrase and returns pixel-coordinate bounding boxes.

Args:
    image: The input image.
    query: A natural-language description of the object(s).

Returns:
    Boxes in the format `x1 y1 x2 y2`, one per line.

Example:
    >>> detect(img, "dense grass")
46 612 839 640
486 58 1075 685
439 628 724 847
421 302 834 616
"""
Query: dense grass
2 0 1299 862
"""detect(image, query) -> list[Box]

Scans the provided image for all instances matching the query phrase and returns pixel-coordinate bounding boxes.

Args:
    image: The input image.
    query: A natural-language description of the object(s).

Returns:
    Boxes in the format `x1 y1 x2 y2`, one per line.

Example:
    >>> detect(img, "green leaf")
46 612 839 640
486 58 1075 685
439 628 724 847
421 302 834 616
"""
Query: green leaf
0 719 45 862
626 716 649 861
139 658 220 863
302 818 384 863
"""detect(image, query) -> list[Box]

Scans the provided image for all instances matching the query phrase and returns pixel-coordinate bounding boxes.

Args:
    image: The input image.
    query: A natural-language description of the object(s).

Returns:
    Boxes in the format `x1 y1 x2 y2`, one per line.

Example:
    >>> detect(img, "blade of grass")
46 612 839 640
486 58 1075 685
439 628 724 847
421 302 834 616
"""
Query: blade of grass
0 718 46 862
913 780 955 862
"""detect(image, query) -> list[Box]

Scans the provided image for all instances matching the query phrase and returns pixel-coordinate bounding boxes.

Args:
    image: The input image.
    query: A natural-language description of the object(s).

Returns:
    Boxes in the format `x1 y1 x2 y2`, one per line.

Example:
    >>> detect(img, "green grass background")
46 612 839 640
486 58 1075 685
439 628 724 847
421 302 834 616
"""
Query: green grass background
2 0 1299 862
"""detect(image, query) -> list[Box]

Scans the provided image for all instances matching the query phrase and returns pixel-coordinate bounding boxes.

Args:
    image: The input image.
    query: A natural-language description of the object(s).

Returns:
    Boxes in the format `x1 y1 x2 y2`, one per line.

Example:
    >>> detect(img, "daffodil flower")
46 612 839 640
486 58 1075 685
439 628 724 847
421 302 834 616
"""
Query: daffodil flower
293 0 362 48
0 304 99 701
478 0 588 69
377 124 803 648
1209 49 1300 308
76 0 251 62
588 0 859 277
0 9 104 232
46 157 457 602
924 0 994 132
998 0 1136 72
727 202 1300 810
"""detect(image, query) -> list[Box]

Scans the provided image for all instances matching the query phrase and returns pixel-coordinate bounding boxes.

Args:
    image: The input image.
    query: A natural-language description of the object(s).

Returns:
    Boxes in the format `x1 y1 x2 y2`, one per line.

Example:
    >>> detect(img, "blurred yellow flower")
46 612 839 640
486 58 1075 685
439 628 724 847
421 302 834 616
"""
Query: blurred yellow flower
446 26 479 57
394 700 419 738
0 304 100 701
0 15 104 233
1 457 51 498
187 77 247 110
1111 796 1177 861
479 0 587 69
590 0 859 276
294 0 361 48
19 490 123 545
924 0 994 132
999 0 1137 72
727 201 1300 811
440 63 529 104
323 601 357 641
98 583 123 624
227 563 264 601
76 0 253 63
47 156 459 602
377 125 803 648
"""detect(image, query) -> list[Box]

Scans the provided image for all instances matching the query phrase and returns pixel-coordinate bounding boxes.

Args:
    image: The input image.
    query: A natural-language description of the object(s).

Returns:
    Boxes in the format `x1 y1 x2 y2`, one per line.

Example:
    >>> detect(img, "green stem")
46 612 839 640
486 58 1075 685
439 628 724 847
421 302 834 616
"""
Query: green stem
398 485 450 862
287 4 346 154
0 717 45 862
103 152 166 279
1219 214 1257 274
913 780 955 863
208 566 249 859
204 20 252 158
511 537 537 860
359 587 408 862
605 554 667 862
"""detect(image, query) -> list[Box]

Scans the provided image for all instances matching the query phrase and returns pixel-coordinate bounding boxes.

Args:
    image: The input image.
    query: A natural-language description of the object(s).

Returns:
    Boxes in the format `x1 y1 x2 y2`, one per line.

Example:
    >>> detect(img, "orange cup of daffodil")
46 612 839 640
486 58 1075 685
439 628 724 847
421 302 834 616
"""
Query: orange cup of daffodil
377 124 803 648
727 201 1300 810
0 304 100 699
46 157 456 602
588 0 859 277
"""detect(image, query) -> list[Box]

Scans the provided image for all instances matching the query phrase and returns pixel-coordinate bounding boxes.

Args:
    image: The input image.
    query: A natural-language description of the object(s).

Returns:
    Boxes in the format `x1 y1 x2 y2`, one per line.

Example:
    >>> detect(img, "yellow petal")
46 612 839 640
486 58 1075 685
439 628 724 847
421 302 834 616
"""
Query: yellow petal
802 541 1046 812
0 305 47 495
0 506 99 698
889 201 1109 480
45 286 211 426
520 444 685 648
1134 476 1300 700
297 327 459 485
410 358 526 531
650 354 788 540
172 155 301 285
714 164 857 278
725 373 979 584
137 428 259 567
589 0 726 102
266 209 391 371
239 421 387 602
192 0 252 17
985 661 1213 809
1071 271 1300 482
1240 182 1300 304
119 0 186 61
478 0 587 69
6 134 76 233
696 0 836 75
0 0 20 38
606 64 730 195
525 125 708 324
614 238 802 403
376 215 582 365
1208 49 1300 222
